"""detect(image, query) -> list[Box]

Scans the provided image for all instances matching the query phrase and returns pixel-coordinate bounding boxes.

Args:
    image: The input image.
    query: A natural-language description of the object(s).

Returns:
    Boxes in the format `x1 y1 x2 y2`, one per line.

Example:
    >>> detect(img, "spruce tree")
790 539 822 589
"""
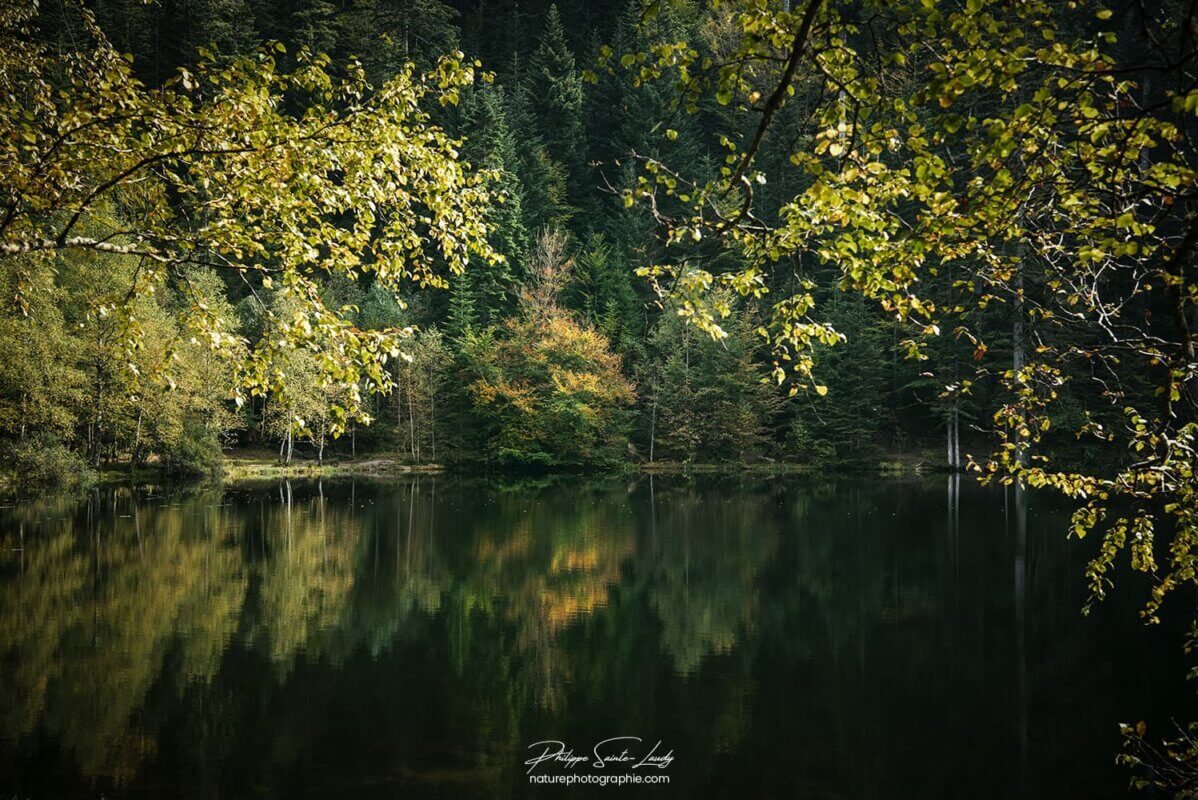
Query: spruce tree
446 275 479 343
567 233 641 352
528 5 588 220
351 0 460 80
644 298 781 463
291 0 340 54
503 53 572 232
461 84 528 326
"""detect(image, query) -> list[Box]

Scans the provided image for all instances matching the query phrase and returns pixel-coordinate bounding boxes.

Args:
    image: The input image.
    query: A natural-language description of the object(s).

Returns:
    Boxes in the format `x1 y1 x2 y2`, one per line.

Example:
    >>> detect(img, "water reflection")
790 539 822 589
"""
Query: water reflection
0 477 1188 799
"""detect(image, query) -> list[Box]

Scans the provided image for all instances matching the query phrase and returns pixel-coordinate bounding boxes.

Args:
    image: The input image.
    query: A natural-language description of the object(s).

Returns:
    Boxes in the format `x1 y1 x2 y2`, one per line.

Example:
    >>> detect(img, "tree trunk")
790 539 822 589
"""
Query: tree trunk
649 393 658 462
395 365 409 458
1013 262 1028 468
283 410 294 465
408 375 417 462
132 407 144 467
430 392 437 462
91 359 104 468
953 404 961 469
403 0 411 57
946 411 953 469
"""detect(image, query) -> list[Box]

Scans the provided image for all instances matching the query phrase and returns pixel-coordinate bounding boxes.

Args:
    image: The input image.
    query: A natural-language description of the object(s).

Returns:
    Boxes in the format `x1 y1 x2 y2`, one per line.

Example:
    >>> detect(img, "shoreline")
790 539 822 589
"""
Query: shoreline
2 451 942 494
222 456 445 481
224 452 937 481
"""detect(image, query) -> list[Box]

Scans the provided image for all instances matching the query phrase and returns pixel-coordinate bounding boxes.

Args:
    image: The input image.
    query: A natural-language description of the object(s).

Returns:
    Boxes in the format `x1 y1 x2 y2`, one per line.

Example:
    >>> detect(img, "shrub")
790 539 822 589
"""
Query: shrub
159 421 223 478
3 435 96 490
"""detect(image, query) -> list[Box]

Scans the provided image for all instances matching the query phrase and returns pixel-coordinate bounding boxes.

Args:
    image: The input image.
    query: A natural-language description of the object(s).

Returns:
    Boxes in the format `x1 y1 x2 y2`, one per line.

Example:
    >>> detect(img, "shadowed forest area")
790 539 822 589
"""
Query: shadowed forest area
3 0 907 479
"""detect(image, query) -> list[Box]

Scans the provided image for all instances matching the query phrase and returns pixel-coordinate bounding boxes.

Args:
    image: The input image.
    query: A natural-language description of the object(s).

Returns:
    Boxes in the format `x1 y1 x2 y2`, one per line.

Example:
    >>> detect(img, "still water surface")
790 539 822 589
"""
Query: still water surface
0 476 1189 799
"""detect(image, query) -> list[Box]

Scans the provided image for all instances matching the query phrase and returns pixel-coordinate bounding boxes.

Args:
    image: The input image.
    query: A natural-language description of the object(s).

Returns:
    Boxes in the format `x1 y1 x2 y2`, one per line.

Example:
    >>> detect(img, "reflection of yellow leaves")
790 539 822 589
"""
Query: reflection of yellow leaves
459 490 637 708
551 542 603 572
540 586 608 628
0 490 247 783
253 497 362 671
536 526 634 633
475 526 532 563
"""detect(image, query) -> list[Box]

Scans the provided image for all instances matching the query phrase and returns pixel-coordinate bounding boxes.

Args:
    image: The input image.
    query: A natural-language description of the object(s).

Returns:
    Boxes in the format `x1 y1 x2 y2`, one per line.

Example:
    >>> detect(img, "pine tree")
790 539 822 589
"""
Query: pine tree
457 229 635 466
87 0 257 85
292 0 339 53
528 5 588 220
783 292 896 468
348 0 460 81
644 298 781 463
567 232 641 352
460 83 528 326
446 271 479 343
503 52 572 232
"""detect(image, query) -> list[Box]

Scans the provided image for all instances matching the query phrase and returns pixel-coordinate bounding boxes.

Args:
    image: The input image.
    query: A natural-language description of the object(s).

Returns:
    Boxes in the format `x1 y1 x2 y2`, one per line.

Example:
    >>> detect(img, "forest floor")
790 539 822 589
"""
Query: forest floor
1 450 938 493
642 457 933 476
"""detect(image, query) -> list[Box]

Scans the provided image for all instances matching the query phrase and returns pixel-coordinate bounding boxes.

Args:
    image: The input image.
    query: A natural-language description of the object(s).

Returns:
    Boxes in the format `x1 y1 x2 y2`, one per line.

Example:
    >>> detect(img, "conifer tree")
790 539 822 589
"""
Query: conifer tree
342 0 460 81
457 229 635 466
503 57 571 232
528 5 588 220
460 83 529 326
644 296 781 463
446 275 479 343
567 233 641 352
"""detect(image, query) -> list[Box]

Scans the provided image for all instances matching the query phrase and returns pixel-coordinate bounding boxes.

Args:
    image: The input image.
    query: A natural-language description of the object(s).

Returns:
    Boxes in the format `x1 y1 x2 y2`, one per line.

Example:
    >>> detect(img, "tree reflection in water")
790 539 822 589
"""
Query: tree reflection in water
0 476 1188 799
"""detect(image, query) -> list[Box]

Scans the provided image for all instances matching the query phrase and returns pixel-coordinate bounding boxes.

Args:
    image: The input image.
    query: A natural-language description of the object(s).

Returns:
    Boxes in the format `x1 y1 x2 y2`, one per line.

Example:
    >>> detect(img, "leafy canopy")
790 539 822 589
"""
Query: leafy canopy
607 0 1197 619
0 0 500 437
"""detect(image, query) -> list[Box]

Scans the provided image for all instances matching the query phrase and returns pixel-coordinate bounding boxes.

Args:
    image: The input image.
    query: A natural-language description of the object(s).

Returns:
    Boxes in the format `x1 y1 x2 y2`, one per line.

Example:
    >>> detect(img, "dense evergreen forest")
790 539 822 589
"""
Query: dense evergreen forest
3 0 898 480
5 0 1168 481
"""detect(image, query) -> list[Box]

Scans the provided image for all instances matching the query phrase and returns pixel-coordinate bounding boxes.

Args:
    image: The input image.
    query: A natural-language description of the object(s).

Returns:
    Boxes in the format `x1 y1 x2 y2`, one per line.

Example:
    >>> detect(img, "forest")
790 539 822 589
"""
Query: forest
1 0 873 481
2 0 1186 484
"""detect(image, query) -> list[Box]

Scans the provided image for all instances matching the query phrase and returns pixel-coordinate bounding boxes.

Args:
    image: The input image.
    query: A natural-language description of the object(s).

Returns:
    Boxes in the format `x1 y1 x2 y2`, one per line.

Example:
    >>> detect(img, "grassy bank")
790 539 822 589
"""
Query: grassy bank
640 452 934 477
222 452 444 481
221 450 936 481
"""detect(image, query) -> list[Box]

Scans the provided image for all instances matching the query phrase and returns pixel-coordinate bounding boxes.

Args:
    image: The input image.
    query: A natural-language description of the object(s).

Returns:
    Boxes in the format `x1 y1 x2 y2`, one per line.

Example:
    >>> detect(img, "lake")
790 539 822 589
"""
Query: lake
0 475 1190 799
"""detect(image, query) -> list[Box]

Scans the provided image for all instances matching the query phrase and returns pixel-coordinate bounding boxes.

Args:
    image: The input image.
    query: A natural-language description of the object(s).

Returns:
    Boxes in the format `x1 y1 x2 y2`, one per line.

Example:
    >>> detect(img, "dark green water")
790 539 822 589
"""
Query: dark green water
0 476 1189 799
